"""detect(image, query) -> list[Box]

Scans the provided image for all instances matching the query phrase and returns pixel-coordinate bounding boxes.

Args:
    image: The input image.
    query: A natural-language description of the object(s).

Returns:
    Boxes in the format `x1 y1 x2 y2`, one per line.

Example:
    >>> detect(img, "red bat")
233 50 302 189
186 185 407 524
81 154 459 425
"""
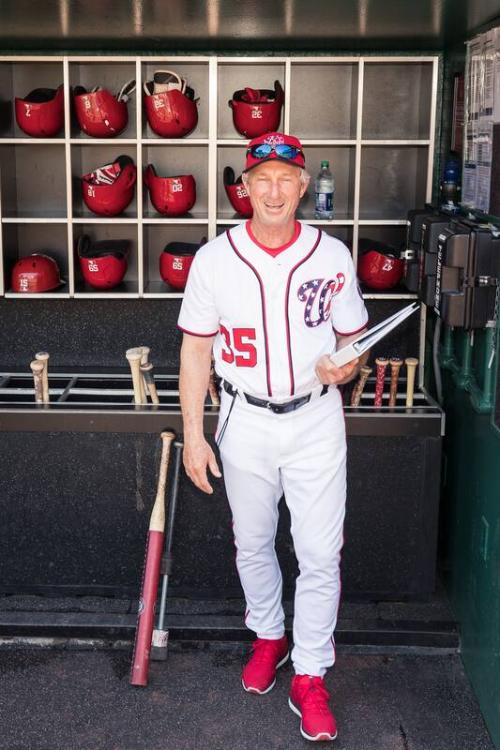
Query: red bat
130 430 175 687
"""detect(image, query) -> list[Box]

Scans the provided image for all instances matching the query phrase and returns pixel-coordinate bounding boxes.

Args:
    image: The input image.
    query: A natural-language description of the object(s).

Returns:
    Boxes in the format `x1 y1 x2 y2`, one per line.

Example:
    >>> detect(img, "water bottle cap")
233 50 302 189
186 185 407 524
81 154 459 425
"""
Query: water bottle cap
321 160 329 168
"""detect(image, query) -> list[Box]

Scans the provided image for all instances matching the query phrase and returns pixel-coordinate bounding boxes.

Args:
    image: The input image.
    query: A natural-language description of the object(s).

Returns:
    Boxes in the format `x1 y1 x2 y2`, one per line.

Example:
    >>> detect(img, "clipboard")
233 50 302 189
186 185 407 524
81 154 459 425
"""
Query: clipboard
330 302 420 368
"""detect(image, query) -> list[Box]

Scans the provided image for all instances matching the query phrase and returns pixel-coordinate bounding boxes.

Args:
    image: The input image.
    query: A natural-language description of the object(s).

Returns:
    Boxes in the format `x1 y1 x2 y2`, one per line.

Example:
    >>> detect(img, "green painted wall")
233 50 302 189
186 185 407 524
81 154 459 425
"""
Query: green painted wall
438 40 500 747
440 331 500 747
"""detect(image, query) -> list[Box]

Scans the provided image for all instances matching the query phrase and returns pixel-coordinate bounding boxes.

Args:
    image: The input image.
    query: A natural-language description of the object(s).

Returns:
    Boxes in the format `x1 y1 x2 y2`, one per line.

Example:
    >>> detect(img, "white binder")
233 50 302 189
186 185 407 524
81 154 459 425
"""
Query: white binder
330 302 420 367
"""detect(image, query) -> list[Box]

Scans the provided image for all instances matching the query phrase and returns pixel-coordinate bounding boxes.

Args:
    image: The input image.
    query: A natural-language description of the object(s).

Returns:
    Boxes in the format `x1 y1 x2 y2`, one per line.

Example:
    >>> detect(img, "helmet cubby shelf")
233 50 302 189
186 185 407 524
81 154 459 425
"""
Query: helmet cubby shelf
0 55 437 310
142 223 208 298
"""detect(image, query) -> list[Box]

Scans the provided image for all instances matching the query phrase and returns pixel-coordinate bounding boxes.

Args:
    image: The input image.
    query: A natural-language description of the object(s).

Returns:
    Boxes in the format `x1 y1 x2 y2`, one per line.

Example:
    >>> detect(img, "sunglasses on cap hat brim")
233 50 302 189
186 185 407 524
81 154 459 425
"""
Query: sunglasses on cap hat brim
246 143 304 161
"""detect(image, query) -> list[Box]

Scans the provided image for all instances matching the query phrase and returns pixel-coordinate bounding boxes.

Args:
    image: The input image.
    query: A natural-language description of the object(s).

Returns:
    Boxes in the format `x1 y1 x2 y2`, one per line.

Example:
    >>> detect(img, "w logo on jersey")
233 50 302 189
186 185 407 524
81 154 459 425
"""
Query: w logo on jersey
298 274 345 327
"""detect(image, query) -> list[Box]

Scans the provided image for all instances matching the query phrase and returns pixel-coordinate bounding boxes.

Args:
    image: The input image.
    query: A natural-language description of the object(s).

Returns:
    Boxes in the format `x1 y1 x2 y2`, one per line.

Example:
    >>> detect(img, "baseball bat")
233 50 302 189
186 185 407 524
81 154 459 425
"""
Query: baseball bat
130 430 176 687
140 347 151 398
405 357 419 407
30 360 44 404
141 363 160 405
374 357 389 407
350 365 372 407
388 357 403 407
35 351 50 403
151 440 183 661
126 348 144 404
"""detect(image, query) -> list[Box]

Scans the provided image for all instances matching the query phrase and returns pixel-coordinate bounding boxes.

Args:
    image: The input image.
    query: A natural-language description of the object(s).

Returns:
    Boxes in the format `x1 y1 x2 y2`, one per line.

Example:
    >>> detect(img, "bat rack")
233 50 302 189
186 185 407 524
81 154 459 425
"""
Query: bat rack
0 370 443 436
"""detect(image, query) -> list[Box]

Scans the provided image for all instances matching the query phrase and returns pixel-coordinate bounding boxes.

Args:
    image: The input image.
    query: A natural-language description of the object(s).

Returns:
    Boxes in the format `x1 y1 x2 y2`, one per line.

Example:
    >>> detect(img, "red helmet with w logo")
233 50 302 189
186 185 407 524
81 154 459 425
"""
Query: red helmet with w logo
223 167 253 218
11 254 63 293
81 155 136 216
143 70 198 138
160 238 206 290
357 239 404 290
73 80 135 138
77 235 129 289
144 164 196 216
229 80 284 138
15 86 64 137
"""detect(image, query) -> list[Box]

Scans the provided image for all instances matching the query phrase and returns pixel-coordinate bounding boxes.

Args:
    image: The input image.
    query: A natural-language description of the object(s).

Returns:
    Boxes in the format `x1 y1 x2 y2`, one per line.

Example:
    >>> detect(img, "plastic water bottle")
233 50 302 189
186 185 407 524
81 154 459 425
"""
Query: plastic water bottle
314 160 334 220
440 153 461 211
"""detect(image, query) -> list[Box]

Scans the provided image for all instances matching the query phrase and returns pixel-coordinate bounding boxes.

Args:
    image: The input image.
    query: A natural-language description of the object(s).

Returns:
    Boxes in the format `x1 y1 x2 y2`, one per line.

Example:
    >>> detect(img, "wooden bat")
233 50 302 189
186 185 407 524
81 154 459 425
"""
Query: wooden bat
151 440 183 661
126 348 145 404
350 365 372 407
374 357 389 407
388 357 403 407
139 347 151 398
30 360 44 404
140 363 160 405
35 351 50 403
405 357 419 407
130 430 176 687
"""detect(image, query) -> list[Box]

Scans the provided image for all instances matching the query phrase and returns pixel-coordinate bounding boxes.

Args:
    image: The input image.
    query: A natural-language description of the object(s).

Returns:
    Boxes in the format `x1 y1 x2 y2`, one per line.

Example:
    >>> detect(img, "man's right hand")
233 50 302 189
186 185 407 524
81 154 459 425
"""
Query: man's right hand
183 435 222 495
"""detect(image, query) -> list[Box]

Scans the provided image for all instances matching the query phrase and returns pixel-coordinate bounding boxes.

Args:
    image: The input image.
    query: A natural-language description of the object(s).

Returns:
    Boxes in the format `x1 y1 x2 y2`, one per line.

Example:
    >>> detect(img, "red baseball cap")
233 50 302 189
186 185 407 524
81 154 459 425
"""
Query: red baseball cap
244 132 305 172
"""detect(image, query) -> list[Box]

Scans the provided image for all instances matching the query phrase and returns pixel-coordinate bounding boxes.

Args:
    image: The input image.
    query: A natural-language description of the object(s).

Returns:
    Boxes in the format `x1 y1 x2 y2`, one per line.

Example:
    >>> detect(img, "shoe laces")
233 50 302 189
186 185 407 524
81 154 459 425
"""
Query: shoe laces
299 677 331 714
249 638 283 664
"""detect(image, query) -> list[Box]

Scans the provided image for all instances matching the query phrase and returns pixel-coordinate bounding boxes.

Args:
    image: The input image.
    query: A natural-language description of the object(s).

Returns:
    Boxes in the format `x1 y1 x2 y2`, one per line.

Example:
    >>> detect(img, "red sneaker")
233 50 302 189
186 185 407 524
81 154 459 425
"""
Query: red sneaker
241 635 289 694
289 674 338 741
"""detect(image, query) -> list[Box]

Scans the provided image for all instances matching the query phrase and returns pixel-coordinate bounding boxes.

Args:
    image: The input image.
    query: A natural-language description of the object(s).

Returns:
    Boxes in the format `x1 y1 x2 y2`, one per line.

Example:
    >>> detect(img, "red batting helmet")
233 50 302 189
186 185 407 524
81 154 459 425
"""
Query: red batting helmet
229 80 284 138
77 235 129 289
81 155 137 216
73 80 135 138
144 164 196 217
15 85 64 137
160 238 206 290
223 167 253 218
11 253 63 293
143 70 198 138
357 239 404 290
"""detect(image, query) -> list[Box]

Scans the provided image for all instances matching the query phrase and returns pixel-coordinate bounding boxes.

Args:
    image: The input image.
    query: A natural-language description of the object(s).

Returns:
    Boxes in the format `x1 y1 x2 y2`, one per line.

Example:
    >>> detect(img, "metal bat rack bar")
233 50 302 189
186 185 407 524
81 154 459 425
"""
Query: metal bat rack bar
0 371 443 436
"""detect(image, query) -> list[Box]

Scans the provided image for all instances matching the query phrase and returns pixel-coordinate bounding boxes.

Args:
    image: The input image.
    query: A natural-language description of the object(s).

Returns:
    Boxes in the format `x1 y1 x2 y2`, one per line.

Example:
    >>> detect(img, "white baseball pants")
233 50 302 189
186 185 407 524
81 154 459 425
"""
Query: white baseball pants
216 385 347 677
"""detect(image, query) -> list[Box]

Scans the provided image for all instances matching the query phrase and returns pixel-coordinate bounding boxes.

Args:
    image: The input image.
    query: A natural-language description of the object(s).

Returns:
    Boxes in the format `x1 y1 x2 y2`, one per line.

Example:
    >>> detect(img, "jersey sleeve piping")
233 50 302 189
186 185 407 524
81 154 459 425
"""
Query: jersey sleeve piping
177 324 218 338
333 319 369 337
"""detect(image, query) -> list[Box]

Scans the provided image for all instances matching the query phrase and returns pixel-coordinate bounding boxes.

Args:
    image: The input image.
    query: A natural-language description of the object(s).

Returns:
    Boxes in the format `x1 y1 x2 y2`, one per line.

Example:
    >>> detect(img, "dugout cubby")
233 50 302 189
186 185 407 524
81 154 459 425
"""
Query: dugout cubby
0 144 66 218
142 222 208 297
300 145 356 222
217 60 286 140
68 61 137 141
141 144 209 220
356 224 413 298
2 222 69 297
141 60 209 141
72 223 139 296
359 146 429 221
289 61 358 140
362 61 434 141
0 61 64 139
71 144 138 219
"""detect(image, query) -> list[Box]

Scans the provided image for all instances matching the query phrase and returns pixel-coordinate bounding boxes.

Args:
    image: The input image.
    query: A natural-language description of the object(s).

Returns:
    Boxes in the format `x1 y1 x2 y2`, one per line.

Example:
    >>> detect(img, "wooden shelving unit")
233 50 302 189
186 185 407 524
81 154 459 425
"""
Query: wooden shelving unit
0 54 438 306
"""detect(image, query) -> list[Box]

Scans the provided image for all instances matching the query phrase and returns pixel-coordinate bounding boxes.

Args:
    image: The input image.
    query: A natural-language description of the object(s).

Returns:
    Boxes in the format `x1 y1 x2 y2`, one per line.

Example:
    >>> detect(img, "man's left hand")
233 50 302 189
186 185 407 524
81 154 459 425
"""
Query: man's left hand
315 354 360 385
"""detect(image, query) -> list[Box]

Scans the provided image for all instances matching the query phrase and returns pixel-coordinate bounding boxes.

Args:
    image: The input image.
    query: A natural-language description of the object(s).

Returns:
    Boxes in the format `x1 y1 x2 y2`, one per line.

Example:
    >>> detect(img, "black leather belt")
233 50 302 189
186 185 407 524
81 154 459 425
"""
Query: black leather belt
222 380 328 414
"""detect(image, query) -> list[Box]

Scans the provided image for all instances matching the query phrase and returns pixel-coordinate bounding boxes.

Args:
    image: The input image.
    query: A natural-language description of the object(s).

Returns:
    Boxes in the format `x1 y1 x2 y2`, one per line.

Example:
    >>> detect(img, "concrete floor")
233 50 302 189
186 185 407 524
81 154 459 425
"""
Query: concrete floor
0 643 494 750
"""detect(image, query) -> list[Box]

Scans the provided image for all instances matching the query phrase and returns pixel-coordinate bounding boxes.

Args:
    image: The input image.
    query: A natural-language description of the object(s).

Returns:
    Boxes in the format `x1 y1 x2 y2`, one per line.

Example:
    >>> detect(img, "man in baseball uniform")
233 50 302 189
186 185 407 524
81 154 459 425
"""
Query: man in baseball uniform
178 132 369 742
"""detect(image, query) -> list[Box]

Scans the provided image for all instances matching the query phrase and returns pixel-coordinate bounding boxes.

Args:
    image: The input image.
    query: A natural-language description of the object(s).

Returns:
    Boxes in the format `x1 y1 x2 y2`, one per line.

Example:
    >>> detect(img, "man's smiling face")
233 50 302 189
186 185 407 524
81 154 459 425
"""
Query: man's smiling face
243 161 309 228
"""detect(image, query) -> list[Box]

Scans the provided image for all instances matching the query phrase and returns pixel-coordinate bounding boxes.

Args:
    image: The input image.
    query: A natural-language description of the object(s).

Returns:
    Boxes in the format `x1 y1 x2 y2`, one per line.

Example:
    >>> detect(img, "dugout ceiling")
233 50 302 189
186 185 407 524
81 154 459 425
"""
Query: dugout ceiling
0 0 499 52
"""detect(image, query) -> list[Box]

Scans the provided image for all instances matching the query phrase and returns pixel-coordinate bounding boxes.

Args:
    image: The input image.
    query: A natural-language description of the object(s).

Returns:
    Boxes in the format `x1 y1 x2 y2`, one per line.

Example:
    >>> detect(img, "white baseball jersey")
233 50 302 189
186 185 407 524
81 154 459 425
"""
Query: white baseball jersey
178 221 368 400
